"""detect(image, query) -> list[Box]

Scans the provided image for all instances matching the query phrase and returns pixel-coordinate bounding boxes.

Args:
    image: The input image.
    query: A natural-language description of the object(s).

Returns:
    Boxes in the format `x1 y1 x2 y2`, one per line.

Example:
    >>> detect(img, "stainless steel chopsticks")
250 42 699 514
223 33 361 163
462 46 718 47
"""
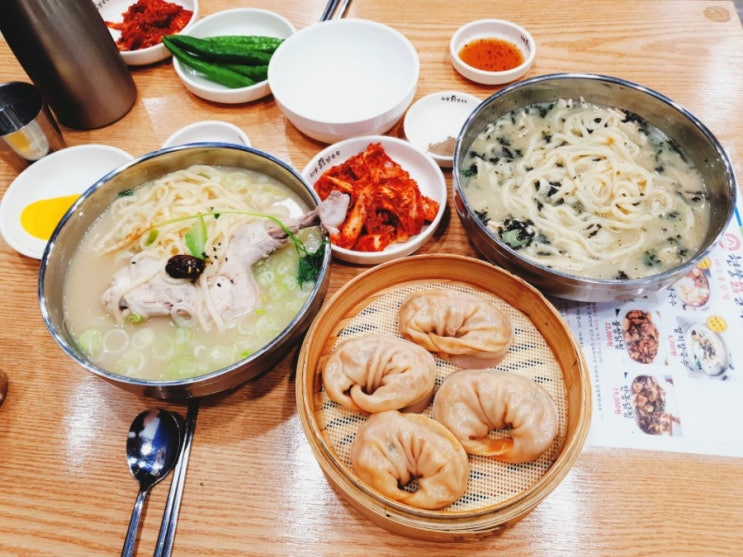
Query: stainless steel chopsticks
334 0 353 19
154 398 200 557
320 0 340 21
320 0 352 21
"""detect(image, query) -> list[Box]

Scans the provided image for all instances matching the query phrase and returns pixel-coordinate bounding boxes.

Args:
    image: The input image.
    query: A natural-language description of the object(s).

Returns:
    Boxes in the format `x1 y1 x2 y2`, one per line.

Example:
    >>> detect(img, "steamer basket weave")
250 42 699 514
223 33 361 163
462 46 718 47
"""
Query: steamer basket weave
296 255 592 541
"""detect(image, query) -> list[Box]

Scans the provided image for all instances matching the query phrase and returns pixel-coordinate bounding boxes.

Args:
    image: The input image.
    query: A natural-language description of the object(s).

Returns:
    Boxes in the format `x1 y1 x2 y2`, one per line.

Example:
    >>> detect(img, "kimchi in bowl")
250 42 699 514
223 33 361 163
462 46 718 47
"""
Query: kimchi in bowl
302 135 447 265
99 0 199 66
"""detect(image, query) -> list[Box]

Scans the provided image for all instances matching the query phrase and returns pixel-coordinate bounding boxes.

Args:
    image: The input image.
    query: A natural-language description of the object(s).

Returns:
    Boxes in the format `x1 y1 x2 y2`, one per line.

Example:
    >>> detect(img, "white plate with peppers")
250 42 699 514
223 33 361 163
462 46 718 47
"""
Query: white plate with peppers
166 8 296 103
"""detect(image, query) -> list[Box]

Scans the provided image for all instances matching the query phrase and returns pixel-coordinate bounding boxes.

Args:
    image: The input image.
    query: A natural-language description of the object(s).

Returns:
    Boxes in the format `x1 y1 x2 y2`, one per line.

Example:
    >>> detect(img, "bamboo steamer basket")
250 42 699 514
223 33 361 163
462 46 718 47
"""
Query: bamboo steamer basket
296 254 592 541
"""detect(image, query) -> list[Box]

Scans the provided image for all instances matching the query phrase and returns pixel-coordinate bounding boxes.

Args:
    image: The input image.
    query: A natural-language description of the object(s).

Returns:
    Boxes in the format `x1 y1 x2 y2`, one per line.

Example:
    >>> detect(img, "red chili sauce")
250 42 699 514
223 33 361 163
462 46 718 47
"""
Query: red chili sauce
458 37 524 72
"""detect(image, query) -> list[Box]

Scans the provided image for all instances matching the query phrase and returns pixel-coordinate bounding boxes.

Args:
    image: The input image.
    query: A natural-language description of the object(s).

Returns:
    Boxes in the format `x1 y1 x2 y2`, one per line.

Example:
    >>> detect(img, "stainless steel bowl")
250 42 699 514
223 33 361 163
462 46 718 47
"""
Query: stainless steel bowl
453 73 737 302
39 144 332 400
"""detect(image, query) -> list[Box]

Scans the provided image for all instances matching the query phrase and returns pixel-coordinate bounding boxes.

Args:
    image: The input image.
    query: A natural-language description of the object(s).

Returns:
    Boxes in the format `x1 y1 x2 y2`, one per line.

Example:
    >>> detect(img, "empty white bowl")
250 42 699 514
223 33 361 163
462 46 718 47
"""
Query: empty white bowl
162 120 251 147
172 8 295 104
450 19 535 85
404 91 481 168
0 145 133 258
269 19 419 144
302 135 446 265
99 0 199 66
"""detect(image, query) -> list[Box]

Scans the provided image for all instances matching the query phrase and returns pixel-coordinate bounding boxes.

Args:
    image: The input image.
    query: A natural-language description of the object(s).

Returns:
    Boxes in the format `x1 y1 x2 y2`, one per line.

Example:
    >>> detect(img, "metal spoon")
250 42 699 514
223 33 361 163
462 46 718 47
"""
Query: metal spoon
121 409 182 557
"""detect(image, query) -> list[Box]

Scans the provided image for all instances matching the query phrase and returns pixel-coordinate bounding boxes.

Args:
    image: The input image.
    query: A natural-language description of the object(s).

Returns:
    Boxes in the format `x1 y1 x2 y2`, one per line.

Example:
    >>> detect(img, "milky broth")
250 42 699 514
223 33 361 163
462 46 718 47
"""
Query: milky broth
63 166 322 381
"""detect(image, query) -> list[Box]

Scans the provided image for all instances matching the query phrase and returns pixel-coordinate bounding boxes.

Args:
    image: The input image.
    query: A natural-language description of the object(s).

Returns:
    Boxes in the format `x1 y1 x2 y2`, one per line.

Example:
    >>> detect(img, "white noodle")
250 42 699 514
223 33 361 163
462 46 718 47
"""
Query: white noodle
463 98 710 279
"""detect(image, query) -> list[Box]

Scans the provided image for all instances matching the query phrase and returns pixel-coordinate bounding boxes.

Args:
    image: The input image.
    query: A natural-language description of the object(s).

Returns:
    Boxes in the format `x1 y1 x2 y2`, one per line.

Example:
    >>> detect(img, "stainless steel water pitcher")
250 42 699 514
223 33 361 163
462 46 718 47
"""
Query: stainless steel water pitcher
0 0 137 129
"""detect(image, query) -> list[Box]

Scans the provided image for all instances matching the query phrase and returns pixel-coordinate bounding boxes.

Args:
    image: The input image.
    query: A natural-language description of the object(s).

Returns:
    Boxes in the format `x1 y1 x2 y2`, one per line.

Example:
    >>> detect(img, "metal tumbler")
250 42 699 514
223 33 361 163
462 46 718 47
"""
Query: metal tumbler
0 81 66 170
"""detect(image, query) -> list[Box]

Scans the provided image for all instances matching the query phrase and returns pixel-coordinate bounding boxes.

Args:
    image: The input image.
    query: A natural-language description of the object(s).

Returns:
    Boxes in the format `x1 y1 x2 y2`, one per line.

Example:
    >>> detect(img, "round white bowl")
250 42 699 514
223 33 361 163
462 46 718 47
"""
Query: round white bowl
302 135 446 265
0 145 134 259
162 120 251 148
99 0 199 66
269 19 419 144
172 8 295 104
403 91 480 168
450 19 535 85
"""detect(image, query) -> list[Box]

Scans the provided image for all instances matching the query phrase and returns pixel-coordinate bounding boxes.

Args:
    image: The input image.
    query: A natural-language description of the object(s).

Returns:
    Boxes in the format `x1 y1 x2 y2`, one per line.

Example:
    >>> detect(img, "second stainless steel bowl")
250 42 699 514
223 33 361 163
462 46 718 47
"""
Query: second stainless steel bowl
453 73 737 302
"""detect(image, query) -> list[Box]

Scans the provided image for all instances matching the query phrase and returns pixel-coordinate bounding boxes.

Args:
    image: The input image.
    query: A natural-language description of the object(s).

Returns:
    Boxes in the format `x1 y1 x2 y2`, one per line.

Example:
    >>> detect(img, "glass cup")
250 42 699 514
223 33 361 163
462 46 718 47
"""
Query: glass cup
0 81 66 170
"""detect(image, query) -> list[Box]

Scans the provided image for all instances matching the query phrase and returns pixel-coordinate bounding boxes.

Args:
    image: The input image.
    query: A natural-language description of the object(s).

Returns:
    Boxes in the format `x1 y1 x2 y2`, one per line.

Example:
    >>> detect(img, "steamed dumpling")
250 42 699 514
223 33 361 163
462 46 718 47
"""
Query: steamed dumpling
351 410 470 509
398 290 512 368
322 334 437 413
433 369 559 463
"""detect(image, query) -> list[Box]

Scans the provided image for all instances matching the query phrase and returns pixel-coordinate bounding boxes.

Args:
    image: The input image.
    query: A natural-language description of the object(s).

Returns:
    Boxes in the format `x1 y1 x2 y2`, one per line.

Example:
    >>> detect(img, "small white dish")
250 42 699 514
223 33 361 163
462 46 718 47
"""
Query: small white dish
162 120 251 148
302 135 447 265
269 19 419 143
0 144 133 259
450 19 535 85
172 8 295 104
99 0 199 66
404 91 480 168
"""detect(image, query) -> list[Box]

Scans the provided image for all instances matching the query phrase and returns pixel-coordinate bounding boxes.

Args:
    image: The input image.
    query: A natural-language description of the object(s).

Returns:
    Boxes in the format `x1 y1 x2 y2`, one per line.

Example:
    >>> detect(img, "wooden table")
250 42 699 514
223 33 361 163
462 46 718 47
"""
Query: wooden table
1 1 742 555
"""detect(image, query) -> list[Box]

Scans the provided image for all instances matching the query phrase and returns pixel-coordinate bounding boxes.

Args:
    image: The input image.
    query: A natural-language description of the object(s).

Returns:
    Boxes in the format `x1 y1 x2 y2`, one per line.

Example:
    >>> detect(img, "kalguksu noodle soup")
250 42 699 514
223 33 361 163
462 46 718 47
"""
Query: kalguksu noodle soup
460 98 711 280
63 164 324 381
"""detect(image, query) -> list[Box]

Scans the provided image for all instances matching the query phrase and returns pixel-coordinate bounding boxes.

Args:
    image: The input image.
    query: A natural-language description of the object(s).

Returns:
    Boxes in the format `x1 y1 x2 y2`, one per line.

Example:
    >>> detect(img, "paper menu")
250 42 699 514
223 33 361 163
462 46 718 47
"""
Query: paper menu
552 208 743 457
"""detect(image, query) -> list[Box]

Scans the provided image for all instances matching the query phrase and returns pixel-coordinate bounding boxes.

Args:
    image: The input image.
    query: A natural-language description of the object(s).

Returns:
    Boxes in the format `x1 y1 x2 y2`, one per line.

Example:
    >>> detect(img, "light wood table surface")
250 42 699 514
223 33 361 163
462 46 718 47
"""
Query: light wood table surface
1 1 742 555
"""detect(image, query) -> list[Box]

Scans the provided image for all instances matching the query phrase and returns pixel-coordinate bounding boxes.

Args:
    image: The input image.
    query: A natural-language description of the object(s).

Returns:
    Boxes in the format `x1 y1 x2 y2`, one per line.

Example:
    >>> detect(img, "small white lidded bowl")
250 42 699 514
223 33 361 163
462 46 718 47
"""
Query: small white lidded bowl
162 120 251 148
99 0 199 66
302 136 446 265
269 19 419 144
450 19 535 85
172 8 295 104
404 91 480 168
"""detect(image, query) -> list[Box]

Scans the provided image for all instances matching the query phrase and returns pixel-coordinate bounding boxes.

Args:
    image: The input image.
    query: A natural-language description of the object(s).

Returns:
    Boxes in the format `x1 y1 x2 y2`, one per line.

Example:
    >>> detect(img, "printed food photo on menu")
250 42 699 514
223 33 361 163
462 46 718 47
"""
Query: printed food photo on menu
683 321 732 380
671 266 712 310
630 374 682 436
622 309 661 365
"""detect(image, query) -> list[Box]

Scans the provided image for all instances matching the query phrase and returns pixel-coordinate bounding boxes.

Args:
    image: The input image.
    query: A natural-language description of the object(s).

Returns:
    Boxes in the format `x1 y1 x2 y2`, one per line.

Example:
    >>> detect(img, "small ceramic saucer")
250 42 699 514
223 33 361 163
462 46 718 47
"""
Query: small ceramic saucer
162 120 251 148
0 144 133 258
403 91 480 168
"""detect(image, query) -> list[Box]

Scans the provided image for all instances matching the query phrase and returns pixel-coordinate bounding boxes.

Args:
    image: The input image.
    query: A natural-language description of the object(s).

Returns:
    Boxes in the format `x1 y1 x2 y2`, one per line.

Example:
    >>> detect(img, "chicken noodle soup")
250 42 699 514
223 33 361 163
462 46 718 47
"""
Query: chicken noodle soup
63 165 325 381
461 98 711 280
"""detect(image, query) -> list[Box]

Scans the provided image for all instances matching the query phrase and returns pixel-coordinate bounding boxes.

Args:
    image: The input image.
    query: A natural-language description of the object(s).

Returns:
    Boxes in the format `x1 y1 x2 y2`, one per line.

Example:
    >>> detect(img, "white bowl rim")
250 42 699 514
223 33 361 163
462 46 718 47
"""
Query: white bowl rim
301 135 447 264
269 18 420 125
161 120 251 148
189 6 294 36
450 18 536 82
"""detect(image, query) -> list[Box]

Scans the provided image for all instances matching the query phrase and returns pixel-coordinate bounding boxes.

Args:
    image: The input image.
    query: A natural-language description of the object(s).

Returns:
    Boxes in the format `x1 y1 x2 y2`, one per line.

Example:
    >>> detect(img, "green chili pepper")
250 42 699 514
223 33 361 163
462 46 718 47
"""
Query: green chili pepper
199 35 284 53
164 34 273 65
220 63 268 82
162 36 256 89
